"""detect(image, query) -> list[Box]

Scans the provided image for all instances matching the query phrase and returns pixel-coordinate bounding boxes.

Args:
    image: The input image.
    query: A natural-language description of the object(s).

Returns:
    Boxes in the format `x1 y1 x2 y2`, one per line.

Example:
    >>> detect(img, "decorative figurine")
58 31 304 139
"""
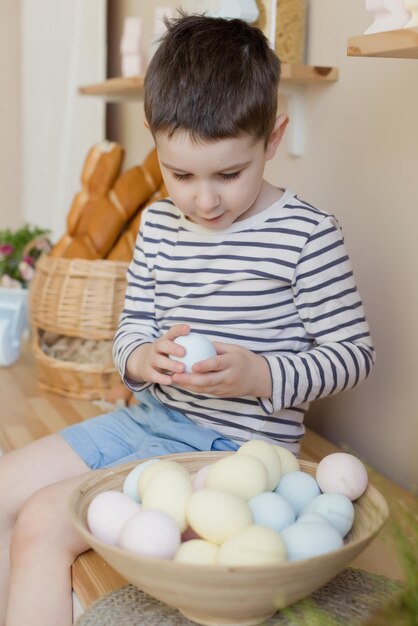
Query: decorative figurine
364 0 411 34
120 17 145 77
182 0 259 23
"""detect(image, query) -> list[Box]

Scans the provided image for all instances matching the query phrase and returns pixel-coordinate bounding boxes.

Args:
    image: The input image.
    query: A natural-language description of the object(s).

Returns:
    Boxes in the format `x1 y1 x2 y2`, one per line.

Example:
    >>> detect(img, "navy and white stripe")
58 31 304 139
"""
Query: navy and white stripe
113 190 375 454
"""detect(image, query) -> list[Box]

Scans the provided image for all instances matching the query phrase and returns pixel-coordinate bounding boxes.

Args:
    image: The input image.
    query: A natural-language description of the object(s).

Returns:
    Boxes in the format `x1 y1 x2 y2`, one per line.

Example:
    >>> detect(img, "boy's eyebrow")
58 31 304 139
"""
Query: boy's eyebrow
161 161 251 173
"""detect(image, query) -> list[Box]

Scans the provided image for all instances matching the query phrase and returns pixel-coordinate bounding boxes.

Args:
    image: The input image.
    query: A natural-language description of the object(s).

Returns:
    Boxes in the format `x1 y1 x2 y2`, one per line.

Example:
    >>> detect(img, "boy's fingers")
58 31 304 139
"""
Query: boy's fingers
211 341 237 354
166 324 190 340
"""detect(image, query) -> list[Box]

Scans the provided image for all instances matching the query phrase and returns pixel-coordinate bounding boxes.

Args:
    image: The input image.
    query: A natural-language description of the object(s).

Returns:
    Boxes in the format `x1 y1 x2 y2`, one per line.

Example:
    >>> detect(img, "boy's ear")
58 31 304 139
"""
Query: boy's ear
144 119 150 129
265 114 288 160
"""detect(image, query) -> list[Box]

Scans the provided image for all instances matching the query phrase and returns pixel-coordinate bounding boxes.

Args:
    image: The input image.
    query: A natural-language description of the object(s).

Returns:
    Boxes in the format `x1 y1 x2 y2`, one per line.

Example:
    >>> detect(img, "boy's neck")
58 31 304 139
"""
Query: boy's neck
235 180 284 222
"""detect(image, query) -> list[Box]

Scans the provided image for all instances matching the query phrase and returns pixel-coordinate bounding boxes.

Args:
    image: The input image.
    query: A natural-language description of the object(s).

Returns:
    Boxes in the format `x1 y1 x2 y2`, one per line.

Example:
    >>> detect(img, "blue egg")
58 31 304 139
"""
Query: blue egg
171 333 217 373
300 492 355 537
281 521 343 561
249 492 295 533
122 459 160 502
275 471 321 515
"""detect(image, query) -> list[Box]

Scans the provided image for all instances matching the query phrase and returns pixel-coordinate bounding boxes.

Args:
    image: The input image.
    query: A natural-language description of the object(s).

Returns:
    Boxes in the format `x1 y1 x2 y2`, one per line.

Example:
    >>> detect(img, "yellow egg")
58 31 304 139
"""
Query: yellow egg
272 444 300 474
141 468 192 531
174 539 219 565
218 525 287 566
206 454 268 499
186 488 253 544
237 440 282 490
137 460 189 500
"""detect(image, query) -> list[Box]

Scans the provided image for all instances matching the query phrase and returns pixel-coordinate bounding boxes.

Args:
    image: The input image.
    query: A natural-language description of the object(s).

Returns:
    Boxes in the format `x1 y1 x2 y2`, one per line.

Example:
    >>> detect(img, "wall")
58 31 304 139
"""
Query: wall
20 0 107 241
109 0 418 489
0 0 21 230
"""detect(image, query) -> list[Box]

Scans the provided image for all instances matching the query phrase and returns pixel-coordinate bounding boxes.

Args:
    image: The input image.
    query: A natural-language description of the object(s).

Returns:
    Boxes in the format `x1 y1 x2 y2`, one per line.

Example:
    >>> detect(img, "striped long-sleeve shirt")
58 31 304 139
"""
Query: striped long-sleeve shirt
113 189 375 454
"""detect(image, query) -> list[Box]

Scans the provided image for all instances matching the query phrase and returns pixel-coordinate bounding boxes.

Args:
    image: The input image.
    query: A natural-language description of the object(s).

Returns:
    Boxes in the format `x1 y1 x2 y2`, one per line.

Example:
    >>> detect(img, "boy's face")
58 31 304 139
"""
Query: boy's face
154 124 284 230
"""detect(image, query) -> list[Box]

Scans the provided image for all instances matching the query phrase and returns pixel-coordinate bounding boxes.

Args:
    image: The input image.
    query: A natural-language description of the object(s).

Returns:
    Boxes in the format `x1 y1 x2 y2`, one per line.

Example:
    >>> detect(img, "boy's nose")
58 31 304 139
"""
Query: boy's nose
194 188 220 213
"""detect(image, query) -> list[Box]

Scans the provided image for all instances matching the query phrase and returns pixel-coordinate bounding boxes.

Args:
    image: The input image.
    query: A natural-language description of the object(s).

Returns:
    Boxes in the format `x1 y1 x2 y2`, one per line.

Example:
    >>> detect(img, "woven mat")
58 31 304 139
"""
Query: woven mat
76 567 402 626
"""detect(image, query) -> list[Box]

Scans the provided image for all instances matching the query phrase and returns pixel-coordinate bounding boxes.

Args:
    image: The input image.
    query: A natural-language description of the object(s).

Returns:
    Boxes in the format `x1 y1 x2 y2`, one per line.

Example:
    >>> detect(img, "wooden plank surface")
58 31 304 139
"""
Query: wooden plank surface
348 26 418 59
0 340 415 609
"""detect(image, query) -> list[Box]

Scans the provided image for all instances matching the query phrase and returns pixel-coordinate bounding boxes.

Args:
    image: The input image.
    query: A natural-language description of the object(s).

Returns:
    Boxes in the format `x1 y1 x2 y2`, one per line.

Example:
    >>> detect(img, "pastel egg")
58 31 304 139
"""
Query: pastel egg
237 440 282 490
138 459 189 500
316 452 368 501
301 492 355 537
249 492 295 533
141 467 192 531
272 444 300 474
118 510 180 559
87 490 141 545
186 488 253 544
281 521 343 561
218 525 287 566
122 459 160 502
297 512 331 525
171 332 217 373
192 464 213 491
206 454 268 500
175 539 219 565
275 471 321 515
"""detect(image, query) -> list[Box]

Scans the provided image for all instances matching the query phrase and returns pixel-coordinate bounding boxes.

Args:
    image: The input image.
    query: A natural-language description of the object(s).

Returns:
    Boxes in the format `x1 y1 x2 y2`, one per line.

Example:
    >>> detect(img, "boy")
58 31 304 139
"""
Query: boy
0 13 375 626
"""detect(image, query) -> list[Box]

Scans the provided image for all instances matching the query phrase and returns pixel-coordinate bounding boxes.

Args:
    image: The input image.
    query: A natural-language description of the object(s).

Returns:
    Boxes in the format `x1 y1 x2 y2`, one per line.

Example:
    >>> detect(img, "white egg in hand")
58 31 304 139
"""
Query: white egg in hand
171 332 216 373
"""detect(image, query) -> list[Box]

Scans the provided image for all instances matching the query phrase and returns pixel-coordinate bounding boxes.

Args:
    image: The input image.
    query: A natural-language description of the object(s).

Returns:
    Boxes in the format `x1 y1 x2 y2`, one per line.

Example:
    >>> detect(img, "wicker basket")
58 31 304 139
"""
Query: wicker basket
29 254 129 399
29 255 128 340
31 328 122 400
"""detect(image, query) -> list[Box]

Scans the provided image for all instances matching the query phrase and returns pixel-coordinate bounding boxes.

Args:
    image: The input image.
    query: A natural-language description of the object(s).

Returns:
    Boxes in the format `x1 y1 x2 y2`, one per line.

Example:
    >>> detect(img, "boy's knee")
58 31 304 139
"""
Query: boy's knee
10 487 63 562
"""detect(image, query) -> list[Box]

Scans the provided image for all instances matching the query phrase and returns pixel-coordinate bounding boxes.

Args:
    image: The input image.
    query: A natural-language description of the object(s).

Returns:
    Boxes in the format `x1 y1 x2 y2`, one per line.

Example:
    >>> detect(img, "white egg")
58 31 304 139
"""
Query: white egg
272 444 300 474
248 491 295 533
237 440 282 490
186 488 253 544
275 471 321 515
137 459 189 500
175 539 219 565
141 467 192 531
316 452 368 501
301 492 355 537
171 332 216 372
118 509 180 559
87 490 141 545
122 459 160 502
206 454 268 500
281 521 343 561
218 525 287 566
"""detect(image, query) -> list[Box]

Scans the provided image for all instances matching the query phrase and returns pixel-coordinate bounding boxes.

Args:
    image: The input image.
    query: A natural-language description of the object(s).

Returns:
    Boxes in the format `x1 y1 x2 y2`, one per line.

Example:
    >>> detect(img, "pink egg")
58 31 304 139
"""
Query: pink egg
192 464 213 491
118 509 180 559
87 490 141 545
316 453 368 501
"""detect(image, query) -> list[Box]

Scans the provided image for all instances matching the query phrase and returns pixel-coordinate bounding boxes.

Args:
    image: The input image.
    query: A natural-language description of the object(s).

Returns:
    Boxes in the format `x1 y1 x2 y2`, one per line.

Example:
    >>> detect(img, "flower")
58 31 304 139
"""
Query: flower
0 224 50 288
0 244 14 260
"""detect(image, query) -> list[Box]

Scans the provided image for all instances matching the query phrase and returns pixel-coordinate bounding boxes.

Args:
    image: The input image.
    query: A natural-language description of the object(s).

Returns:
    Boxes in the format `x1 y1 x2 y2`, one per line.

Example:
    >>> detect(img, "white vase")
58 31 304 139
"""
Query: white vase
120 17 145 77
405 0 418 25
365 0 412 34
0 287 28 366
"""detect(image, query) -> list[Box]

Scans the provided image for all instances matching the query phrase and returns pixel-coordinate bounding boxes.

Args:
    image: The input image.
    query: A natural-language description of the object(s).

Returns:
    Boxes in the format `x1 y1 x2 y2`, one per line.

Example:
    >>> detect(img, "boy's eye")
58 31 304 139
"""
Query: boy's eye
220 171 241 180
172 172 192 181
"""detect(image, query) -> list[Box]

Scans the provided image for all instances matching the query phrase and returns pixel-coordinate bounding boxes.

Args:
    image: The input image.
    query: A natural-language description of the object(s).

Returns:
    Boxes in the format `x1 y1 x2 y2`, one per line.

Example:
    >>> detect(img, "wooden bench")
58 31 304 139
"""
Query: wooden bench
0 341 415 610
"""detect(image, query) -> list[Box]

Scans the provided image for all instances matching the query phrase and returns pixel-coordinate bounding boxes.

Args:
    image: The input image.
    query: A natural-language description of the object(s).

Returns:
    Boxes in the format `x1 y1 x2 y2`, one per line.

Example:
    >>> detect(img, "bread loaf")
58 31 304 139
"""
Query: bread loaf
81 141 124 195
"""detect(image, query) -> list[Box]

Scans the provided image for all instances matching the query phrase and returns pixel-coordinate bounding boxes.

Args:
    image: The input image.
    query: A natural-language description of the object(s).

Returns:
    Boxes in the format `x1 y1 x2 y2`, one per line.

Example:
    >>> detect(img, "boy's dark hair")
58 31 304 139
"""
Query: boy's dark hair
144 13 281 144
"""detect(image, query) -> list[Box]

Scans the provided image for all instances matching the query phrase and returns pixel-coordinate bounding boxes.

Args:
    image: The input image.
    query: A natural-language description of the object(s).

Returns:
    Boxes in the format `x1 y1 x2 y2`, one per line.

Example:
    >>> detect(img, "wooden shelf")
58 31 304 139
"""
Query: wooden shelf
78 64 339 102
348 26 418 59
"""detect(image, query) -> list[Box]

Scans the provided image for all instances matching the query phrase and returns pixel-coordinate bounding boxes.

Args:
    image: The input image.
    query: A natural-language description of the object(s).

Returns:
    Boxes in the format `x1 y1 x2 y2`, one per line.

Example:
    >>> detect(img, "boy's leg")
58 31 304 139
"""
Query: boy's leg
0 433 90 626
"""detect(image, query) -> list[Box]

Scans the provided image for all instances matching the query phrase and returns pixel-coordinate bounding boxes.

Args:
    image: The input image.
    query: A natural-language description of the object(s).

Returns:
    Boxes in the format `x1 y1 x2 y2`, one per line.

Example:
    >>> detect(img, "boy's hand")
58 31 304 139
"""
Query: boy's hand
125 324 189 385
171 342 272 399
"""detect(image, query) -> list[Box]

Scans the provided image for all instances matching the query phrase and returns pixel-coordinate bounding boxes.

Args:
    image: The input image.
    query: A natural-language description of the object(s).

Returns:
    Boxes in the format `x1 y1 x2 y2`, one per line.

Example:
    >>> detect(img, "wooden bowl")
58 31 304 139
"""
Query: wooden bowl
69 451 389 626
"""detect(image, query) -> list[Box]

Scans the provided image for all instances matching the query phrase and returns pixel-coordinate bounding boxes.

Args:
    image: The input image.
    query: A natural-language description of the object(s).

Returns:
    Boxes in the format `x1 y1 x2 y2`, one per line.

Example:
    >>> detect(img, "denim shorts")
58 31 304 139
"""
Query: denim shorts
59 389 239 470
